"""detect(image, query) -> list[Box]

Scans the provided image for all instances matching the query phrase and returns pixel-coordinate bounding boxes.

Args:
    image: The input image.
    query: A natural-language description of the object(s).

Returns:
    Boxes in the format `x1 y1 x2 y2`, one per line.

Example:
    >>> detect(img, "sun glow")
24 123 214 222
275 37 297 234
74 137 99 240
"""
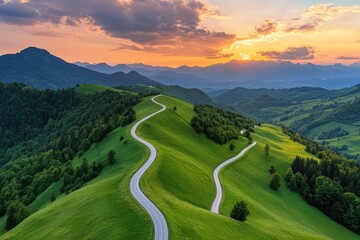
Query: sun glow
240 53 250 60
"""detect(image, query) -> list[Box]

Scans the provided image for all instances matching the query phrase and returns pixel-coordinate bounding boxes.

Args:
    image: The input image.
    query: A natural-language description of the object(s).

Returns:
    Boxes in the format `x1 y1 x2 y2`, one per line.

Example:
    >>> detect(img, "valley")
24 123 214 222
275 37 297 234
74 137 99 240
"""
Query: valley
211 85 360 161
1 1 360 238
1 89 358 239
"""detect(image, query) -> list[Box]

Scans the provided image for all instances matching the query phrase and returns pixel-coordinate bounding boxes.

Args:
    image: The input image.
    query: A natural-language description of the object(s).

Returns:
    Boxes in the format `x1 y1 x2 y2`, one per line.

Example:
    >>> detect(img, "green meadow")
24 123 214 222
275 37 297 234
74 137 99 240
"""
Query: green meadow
1 94 358 239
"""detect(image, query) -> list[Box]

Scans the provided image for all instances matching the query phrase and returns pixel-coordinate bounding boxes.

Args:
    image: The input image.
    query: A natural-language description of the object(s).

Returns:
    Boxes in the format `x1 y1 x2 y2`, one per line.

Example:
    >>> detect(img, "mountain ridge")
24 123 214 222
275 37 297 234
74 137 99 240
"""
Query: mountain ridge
78 60 360 90
0 47 159 89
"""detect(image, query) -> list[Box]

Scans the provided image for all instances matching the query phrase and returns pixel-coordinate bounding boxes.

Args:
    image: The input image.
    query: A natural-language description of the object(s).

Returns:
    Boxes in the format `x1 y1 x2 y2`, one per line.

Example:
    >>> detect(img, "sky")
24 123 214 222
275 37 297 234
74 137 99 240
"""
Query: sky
0 0 359 67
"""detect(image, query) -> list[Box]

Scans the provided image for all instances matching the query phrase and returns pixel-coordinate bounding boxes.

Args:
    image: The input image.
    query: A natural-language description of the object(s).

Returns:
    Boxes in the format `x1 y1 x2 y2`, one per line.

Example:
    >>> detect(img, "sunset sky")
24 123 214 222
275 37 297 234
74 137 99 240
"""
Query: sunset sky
0 0 359 67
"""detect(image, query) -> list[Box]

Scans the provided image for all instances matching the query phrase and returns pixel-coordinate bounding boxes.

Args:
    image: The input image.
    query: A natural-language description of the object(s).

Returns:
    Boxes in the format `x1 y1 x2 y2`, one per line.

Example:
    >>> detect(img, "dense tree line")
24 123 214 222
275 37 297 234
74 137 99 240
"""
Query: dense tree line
0 83 139 229
318 127 349 140
191 105 255 144
61 158 105 194
283 127 360 234
0 83 138 164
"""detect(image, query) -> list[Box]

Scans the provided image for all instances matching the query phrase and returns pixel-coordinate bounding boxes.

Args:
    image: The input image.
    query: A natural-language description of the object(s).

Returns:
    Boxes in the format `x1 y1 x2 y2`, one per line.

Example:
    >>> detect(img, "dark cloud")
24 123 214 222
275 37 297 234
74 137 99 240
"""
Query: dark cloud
255 20 277 35
257 46 315 60
336 56 360 60
0 0 234 56
0 1 39 25
207 53 234 59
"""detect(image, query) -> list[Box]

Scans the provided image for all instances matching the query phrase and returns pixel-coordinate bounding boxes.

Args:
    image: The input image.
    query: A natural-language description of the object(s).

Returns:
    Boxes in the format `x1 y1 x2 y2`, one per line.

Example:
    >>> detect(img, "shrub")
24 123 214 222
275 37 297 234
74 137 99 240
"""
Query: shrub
230 201 250 222
108 150 117 165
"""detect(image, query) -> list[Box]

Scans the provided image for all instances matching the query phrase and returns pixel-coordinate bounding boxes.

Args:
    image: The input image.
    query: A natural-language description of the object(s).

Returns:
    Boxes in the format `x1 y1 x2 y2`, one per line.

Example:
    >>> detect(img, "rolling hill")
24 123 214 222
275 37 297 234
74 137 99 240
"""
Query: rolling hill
211 85 360 160
1 94 358 239
0 47 159 89
116 84 213 104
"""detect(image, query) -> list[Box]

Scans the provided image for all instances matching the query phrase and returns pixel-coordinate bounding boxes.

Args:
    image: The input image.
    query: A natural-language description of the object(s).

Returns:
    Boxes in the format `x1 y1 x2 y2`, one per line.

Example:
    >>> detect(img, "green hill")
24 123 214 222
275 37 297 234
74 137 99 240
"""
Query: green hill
74 84 129 94
2 95 358 239
211 85 360 159
116 84 213 104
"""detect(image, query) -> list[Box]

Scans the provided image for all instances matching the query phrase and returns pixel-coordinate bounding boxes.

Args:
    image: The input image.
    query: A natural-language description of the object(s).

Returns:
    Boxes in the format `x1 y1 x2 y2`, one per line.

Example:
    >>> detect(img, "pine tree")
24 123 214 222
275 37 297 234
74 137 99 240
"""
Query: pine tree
284 167 294 183
270 173 281 190
264 144 270 158
268 165 276 174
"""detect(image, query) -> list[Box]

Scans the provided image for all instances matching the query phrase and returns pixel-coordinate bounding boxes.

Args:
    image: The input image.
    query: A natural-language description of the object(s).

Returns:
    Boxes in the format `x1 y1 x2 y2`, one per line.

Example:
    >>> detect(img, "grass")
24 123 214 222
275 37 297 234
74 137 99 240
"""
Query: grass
74 84 132 94
306 121 360 156
220 124 359 239
307 121 359 137
1 95 358 239
138 96 358 239
0 96 160 240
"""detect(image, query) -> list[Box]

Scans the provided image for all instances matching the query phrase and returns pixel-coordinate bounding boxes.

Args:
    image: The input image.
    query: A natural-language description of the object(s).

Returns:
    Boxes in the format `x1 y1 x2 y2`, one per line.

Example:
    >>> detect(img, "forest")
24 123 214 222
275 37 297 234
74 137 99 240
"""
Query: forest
0 83 139 230
283 127 360 234
191 105 255 144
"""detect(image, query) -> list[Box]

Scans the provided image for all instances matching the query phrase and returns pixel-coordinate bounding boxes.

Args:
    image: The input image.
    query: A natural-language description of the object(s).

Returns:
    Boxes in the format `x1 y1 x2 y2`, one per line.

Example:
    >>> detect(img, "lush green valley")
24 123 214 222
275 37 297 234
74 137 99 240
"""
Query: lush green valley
2 91 358 239
2 93 358 239
211 85 360 161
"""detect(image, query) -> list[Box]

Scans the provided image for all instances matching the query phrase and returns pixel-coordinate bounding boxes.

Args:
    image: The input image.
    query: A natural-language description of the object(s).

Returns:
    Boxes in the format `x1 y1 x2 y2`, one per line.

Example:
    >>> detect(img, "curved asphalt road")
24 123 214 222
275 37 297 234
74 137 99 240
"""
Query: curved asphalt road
211 141 257 214
130 95 169 240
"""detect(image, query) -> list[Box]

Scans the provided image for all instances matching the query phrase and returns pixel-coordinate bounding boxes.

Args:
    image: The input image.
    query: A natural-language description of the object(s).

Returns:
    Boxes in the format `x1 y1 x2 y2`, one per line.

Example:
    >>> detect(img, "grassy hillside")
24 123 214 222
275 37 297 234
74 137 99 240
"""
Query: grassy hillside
2 95 358 239
214 86 360 159
0 97 160 239
116 84 212 104
74 84 131 94
220 125 359 239
138 96 358 239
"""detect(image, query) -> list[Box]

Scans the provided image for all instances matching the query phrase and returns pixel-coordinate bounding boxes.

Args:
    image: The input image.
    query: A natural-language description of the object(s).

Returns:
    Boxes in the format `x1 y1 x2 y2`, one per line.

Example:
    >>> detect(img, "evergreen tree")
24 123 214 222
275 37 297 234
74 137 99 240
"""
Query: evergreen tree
264 144 270 158
268 165 276 174
230 201 250 222
79 138 91 153
244 131 253 144
229 143 235 151
284 168 294 183
288 175 297 191
270 173 281 190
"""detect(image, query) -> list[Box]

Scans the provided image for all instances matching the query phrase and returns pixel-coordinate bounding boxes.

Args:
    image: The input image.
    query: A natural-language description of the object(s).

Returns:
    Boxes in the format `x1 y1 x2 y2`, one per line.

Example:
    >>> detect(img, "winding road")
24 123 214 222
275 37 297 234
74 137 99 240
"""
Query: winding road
211 141 257 214
129 95 169 240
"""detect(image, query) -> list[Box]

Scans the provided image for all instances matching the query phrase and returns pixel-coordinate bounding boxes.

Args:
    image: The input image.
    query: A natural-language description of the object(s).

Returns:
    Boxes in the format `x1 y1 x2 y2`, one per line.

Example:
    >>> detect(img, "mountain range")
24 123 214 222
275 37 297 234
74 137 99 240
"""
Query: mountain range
79 60 360 90
0 47 159 89
1 47 359 90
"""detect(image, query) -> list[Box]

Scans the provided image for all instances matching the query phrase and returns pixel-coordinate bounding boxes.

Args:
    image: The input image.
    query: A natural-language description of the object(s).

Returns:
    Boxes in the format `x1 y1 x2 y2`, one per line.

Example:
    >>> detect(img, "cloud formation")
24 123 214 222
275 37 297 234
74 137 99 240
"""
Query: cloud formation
254 19 277 35
0 0 234 57
257 46 315 60
286 4 360 33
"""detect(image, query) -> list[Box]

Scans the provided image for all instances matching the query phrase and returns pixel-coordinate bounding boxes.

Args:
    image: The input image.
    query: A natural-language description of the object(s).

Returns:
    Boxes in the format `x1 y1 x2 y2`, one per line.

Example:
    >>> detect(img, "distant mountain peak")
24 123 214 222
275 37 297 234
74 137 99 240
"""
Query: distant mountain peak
19 47 51 56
